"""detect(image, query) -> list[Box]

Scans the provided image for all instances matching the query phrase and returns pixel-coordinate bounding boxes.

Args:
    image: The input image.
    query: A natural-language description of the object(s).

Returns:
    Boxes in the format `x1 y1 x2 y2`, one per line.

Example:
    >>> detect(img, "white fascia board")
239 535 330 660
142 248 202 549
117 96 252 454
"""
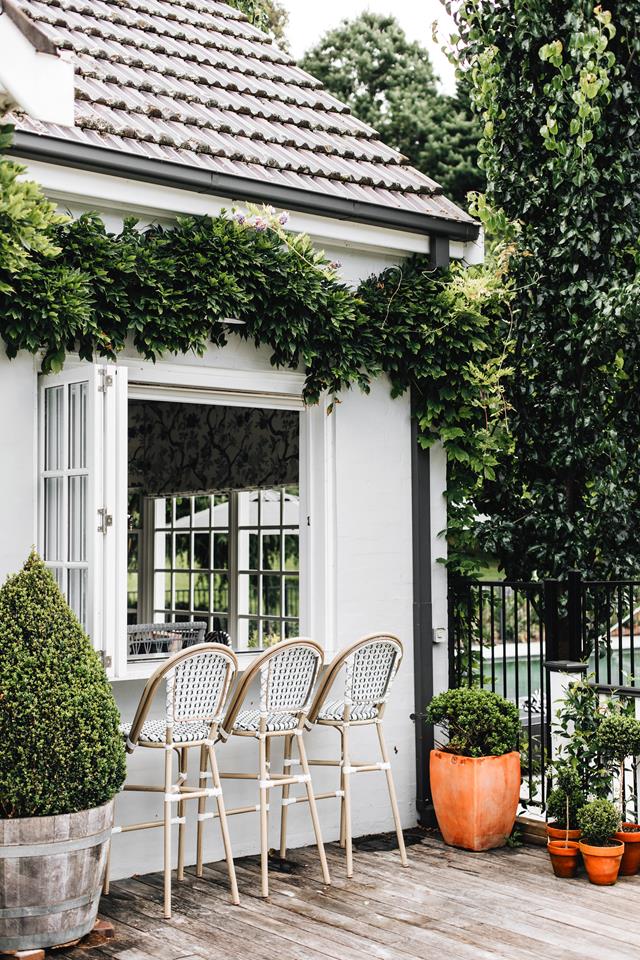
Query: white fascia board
21 158 441 258
0 16 74 126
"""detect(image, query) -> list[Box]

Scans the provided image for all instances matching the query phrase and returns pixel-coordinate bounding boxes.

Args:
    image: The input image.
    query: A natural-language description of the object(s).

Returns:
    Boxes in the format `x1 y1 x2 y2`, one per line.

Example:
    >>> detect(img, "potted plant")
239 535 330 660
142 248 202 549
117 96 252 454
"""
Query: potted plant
0 553 126 952
577 799 623 885
545 765 583 878
596 712 640 876
426 687 520 851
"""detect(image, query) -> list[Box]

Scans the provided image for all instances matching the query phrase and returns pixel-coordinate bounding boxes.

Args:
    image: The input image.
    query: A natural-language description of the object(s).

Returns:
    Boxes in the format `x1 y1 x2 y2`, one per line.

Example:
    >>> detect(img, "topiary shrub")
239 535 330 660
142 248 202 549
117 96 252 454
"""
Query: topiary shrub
578 799 620 846
0 552 126 818
425 687 520 758
546 765 585 829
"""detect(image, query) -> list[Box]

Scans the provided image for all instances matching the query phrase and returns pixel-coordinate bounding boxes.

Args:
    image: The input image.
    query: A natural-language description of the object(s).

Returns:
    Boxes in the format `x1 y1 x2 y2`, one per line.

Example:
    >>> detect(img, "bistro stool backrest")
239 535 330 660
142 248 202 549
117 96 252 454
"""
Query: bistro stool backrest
126 643 238 749
221 638 324 737
308 633 403 723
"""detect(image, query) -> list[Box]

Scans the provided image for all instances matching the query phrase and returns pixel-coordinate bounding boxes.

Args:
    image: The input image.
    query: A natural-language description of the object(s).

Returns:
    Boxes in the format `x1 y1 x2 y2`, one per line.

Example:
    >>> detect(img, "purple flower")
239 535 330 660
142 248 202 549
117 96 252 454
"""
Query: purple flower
330 260 342 270
278 212 289 225
253 217 267 231
233 212 246 225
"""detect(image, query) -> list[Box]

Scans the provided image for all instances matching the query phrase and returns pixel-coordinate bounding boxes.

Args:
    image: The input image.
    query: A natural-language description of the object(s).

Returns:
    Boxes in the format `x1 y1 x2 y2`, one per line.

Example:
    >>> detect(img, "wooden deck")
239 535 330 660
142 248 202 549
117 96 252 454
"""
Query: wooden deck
57 830 640 960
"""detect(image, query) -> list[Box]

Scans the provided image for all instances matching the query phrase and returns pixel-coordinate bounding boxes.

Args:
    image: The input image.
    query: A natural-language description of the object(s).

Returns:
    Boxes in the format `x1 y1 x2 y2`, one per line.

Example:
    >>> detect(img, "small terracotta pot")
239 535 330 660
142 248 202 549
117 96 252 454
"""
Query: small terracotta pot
546 823 581 842
579 839 624 885
430 750 521 851
547 840 580 878
615 823 640 876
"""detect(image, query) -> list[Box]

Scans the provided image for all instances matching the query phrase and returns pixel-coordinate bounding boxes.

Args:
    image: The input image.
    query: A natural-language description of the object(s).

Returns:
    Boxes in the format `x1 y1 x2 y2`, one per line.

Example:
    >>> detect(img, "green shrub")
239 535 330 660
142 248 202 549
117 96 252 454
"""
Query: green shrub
596 713 640 766
578 799 620 846
0 552 126 818
546 766 585 829
425 687 520 758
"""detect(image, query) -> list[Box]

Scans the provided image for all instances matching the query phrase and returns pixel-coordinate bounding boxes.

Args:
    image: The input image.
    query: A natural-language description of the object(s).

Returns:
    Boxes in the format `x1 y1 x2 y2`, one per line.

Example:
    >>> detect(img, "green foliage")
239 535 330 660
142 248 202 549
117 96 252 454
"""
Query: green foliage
577 798 620 845
448 1 640 579
546 764 585 829
226 0 289 46
552 676 613 801
425 687 520 757
0 552 126 818
596 713 640 766
300 13 484 207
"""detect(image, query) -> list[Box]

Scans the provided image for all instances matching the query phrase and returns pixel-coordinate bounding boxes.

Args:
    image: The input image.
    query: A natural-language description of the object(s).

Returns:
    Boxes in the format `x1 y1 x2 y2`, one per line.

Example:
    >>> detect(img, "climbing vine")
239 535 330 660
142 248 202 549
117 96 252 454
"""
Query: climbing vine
0 130 512 575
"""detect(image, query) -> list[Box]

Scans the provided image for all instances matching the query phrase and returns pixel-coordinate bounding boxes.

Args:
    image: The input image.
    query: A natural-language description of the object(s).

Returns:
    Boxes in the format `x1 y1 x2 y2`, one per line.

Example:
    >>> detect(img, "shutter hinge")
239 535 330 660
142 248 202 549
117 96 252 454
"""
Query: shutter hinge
98 367 114 392
97 507 113 534
98 650 113 669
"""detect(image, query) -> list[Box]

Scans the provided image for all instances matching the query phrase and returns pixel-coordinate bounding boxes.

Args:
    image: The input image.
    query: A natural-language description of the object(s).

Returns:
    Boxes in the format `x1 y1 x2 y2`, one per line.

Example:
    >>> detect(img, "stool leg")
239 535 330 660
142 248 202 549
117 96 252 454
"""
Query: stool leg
342 723 353 878
279 733 293 858
258 734 270 898
103 836 111 896
376 722 408 867
196 744 207 877
339 727 346 849
163 744 173 919
297 733 331 886
177 746 187 881
207 743 240 905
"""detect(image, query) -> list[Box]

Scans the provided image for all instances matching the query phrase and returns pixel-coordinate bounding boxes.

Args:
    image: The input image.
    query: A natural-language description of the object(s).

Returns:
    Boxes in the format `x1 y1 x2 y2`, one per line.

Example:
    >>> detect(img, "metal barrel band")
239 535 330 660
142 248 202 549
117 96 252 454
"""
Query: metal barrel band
0 891 97 919
0 826 113 859
0 919 99 952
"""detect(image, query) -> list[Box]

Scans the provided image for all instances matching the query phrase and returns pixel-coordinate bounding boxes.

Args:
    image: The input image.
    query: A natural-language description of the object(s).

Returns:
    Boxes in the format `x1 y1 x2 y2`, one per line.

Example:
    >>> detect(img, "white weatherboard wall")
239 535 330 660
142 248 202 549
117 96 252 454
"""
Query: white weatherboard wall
0 353 37 579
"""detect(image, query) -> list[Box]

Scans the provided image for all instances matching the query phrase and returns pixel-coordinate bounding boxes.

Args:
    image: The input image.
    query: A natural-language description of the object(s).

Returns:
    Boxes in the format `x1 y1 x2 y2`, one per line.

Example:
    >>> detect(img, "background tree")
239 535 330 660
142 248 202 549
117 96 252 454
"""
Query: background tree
300 13 483 207
449 1 640 580
227 0 289 47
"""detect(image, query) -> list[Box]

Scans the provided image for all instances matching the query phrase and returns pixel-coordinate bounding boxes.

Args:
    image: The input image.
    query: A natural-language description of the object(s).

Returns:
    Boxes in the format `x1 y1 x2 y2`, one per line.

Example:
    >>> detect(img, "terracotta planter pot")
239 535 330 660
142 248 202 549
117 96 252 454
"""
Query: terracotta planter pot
547 840 580 878
546 823 581 842
430 749 520 851
615 823 640 876
579 839 624 886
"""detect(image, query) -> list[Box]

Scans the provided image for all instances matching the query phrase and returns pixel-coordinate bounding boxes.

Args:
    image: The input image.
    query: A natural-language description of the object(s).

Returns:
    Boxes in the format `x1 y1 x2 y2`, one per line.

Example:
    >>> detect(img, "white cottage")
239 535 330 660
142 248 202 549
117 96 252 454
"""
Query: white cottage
0 0 480 881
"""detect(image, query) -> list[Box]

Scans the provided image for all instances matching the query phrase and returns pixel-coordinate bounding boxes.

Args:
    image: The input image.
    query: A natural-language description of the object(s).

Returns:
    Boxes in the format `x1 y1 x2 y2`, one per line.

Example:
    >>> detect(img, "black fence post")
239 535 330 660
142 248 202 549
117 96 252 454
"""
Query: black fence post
567 569 583 661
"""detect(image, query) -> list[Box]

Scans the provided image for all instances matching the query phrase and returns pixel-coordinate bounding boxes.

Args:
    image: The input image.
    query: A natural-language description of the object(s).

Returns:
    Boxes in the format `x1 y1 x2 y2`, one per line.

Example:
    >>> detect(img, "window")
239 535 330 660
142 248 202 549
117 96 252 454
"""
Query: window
126 397 300 659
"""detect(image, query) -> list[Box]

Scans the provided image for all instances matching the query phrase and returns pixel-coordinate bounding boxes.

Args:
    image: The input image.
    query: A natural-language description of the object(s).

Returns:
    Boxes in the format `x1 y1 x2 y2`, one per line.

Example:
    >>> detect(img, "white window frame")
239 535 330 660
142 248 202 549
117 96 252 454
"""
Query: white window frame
113 358 336 679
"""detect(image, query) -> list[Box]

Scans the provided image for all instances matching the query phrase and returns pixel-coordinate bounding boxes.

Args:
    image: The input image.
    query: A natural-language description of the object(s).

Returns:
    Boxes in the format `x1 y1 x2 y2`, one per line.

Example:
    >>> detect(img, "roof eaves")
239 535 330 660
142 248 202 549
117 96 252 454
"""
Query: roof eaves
1 0 59 55
10 129 480 242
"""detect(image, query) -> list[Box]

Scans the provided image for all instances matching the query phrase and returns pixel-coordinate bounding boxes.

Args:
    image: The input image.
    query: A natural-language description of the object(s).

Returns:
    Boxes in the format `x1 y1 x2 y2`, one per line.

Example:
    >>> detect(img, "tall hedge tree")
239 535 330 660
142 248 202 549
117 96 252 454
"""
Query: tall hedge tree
450 1 640 579
300 13 484 207
227 0 289 46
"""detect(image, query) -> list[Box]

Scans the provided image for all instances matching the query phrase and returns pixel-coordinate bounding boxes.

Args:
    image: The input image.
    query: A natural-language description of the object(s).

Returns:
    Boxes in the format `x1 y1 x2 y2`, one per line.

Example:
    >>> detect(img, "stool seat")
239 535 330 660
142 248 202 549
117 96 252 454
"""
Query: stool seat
317 700 378 723
120 719 211 744
233 709 299 732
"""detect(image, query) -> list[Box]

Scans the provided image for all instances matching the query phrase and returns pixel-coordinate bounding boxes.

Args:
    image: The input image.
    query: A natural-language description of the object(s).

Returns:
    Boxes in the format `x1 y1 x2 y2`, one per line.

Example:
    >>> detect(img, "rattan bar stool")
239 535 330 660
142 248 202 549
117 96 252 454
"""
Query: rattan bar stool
108 643 239 918
217 637 331 898
281 633 408 877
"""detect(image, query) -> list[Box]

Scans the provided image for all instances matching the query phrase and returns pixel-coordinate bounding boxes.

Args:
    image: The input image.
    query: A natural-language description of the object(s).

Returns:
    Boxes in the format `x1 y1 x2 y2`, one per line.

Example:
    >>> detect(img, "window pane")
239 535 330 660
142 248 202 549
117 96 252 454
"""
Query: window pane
213 572 229 612
214 533 228 570
175 497 190 523
213 494 229 528
237 490 259 526
284 533 299 571
262 621 281 647
260 488 281 526
193 496 211 527
262 574 281 617
127 535 138 572
194 573 210 612
174 572 190 610
237 573 258 616
127 572 138 611
156 571 172 609
128 492 141 530
262 534 281 571
247 619 260 649
68 475 87 562
238 530 258 570
68 382 87 470
174 533 190 568
193 533 210 570
68 568 87 630
44 386 63 471
44 477 63 561
284 620 299 639
284 576 299 618
164 499 173 526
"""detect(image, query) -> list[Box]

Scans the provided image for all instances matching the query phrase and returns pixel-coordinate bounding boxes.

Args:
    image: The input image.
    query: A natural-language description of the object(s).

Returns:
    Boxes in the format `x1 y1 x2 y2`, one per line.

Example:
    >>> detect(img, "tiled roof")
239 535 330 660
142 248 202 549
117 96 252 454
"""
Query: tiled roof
8 0 477 234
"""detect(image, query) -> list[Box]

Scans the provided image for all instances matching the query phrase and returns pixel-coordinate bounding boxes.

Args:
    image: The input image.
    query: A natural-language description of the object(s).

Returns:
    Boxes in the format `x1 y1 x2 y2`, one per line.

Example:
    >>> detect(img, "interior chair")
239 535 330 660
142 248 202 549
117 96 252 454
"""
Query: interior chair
284 633 408 877
108 643 239 918
217 637 331 898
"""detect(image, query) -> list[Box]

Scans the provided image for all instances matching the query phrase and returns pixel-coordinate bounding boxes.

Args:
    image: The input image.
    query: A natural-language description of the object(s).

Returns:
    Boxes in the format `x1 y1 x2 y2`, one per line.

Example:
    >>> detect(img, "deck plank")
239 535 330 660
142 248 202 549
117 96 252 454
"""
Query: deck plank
51 831 640 960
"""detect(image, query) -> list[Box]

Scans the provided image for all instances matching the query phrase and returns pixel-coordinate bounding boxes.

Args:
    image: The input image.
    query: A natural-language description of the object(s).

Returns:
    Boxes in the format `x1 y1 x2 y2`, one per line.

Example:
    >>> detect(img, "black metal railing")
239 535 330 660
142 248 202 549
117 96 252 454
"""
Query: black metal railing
448 571 640 811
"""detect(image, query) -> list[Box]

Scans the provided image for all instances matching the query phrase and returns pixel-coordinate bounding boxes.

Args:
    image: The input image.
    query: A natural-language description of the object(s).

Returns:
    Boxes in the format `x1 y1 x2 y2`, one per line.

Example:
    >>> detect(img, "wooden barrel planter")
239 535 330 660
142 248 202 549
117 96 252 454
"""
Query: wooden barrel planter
0 799 113 952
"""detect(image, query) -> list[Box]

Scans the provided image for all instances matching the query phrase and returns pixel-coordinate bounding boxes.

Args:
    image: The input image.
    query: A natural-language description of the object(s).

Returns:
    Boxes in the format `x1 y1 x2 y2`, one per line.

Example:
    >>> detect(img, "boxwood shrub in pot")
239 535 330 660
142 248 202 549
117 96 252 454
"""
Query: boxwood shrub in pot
596 712 640 875
426 688 520 851
578 799 623 886
0 553 126 952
